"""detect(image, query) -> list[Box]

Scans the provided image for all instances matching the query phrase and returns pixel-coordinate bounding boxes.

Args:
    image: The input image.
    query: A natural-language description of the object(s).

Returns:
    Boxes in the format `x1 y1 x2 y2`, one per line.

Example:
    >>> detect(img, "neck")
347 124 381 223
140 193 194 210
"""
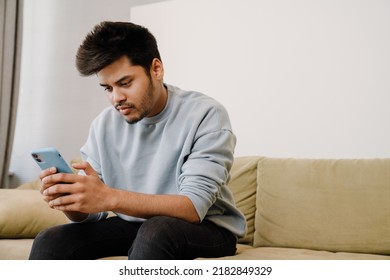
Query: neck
150 82 168 117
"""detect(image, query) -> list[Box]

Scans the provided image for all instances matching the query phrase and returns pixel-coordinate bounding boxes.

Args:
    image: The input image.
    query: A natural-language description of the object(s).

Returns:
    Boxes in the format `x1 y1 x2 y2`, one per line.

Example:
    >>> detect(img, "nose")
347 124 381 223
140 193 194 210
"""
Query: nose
111 87 127 104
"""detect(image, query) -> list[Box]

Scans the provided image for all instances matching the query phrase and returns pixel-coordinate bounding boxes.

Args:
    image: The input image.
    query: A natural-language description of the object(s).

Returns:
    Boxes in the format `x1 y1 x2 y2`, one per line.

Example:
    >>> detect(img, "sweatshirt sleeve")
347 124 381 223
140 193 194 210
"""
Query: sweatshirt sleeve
177 111 236 221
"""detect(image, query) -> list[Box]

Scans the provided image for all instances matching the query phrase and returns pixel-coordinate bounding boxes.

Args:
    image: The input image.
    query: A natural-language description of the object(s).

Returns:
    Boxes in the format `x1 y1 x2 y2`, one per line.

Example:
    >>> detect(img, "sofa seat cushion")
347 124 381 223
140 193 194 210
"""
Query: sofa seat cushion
254 157 390 256
0 239 34 260
214 246 390 260
0 189 69 238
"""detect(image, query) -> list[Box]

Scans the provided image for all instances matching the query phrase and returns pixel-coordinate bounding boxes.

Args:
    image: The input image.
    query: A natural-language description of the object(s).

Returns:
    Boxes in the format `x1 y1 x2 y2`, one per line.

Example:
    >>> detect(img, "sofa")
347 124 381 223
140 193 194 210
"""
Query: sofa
1 156 389 260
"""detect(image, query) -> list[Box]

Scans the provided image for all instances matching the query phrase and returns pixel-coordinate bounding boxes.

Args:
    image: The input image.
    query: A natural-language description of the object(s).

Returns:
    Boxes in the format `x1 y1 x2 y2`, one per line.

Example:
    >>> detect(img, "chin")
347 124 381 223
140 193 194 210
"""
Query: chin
124 114 145 124
125 118 142 124
123 110 148 124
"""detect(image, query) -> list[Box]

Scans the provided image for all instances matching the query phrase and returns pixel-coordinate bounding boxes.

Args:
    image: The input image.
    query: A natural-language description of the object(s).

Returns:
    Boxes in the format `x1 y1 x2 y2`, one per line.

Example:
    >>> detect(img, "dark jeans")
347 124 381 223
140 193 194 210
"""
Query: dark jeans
29 216 237 260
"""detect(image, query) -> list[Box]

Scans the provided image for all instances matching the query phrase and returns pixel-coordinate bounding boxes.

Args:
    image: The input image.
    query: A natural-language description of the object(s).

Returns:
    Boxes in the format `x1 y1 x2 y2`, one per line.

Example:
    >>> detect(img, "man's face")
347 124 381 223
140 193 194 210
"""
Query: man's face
97 56 165 124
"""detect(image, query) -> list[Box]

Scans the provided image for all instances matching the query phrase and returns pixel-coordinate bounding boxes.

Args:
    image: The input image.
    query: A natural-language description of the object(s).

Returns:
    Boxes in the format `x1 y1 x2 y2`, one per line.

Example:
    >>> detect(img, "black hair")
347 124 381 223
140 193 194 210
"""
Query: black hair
76 21 161 76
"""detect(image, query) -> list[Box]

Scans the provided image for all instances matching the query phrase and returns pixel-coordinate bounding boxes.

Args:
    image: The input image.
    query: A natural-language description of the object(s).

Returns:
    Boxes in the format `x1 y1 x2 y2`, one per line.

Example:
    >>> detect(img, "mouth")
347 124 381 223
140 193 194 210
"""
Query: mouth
115 103 134 115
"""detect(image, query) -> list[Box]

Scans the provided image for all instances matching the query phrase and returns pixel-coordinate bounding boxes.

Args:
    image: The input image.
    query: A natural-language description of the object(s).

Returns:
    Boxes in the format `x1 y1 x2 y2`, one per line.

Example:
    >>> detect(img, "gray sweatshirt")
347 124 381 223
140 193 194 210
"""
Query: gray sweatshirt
79 84 246 237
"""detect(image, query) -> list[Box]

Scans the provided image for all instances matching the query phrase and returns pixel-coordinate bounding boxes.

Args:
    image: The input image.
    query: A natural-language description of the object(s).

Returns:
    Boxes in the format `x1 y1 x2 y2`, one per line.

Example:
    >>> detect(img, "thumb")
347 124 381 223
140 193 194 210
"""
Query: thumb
72 161 99 177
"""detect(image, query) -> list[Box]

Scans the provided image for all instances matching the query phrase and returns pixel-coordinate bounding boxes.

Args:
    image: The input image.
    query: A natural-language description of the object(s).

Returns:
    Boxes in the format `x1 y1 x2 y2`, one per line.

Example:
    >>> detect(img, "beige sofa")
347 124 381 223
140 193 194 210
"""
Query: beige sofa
1 156 389 260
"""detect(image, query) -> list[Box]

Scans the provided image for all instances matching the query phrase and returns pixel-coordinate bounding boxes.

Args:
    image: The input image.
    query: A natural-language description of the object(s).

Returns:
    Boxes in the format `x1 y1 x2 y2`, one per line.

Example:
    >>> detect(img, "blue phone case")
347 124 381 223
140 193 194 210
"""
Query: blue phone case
31 147 73 174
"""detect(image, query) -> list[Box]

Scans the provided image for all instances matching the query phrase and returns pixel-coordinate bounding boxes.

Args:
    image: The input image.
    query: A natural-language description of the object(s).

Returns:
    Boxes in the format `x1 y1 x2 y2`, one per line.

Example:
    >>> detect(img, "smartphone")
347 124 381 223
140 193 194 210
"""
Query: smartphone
31 147 73 174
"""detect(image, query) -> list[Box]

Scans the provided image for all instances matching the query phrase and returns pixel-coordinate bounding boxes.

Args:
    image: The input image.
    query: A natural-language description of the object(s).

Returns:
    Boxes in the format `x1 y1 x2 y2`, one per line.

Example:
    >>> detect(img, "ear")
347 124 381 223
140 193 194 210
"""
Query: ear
150 58 164 80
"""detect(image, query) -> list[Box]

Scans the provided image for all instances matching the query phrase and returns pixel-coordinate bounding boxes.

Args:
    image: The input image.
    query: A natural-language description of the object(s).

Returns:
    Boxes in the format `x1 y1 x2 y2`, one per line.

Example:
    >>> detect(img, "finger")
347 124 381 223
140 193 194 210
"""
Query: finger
39 167 57 180
43 183 75 196
42 172 78 186
48 194 73 210
39 167 58 194
72 161 98 177
43 193 62 204
49 194 85 212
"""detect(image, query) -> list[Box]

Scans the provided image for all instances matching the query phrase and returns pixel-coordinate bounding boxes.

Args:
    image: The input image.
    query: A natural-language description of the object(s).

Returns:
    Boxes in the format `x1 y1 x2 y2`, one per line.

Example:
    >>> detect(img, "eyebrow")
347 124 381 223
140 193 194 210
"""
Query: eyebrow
99 75 132 88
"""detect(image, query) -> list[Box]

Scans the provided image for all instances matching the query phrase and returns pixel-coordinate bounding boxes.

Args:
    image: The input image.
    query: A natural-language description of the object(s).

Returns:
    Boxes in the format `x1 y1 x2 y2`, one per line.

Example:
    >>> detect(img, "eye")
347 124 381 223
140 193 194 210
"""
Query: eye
104 86 113 93
120 80 132 87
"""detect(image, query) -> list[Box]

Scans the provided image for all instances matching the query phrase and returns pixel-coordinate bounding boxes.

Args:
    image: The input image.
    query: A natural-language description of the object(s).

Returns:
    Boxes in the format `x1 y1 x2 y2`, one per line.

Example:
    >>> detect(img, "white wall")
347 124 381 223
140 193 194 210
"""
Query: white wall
131 0 390 158
9 0 167 187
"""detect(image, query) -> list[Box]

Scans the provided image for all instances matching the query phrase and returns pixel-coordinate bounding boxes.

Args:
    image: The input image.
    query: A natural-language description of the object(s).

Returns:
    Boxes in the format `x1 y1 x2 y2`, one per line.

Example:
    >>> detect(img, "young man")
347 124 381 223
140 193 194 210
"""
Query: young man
29 21 246 260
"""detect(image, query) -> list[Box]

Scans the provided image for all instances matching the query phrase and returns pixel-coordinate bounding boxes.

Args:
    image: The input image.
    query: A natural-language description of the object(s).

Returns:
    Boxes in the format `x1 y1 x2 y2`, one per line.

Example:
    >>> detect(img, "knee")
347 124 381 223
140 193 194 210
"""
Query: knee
34 224 66 244
137 216 183 242
29 225 71 260
128 216 185 259
29 227 58 259
137 216 176 242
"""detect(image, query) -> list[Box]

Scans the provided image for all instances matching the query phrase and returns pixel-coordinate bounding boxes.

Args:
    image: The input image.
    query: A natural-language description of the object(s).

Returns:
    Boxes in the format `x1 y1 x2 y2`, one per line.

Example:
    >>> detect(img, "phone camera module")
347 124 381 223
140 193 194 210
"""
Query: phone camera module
32 153 43 163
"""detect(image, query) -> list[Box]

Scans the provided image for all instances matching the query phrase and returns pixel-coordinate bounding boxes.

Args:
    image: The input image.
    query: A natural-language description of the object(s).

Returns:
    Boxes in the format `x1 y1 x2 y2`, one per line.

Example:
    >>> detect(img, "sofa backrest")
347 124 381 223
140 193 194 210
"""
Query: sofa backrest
252 157 390 255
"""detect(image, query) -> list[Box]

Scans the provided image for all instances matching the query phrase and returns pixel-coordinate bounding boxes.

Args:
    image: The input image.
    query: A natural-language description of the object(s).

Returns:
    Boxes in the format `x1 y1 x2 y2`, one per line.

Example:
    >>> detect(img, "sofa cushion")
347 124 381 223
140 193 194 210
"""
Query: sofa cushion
228 156 261 244
213 246 390 260
0 189 69 238
0 239 34 260
16 178 41 190
254 157 390 255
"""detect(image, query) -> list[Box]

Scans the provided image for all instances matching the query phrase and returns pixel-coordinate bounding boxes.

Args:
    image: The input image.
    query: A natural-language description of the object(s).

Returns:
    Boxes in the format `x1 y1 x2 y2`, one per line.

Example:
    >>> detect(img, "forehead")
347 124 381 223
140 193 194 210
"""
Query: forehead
97 56 144 84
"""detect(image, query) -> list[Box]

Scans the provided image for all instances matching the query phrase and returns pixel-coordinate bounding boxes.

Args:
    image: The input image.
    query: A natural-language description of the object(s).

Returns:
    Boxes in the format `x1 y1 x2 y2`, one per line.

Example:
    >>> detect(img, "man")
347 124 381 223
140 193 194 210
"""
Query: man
29 21 246 260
